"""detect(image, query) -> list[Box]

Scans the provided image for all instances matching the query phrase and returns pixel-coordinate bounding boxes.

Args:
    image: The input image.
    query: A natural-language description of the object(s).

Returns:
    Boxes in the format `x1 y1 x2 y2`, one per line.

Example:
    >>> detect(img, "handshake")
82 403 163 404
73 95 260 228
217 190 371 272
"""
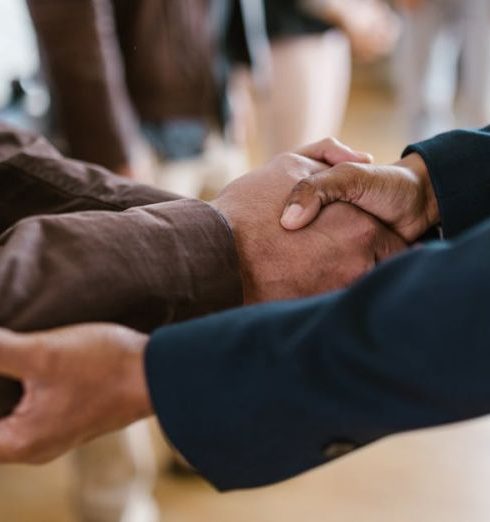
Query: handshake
213 137 438 303
0 135 440 463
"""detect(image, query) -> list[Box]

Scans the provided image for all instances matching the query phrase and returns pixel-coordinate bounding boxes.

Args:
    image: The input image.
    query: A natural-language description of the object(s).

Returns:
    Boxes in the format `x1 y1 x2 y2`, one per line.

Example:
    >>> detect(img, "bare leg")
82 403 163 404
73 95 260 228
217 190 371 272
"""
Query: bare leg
396 1 460 141
459 0 490 126
232 30 351 163
72 423 160 522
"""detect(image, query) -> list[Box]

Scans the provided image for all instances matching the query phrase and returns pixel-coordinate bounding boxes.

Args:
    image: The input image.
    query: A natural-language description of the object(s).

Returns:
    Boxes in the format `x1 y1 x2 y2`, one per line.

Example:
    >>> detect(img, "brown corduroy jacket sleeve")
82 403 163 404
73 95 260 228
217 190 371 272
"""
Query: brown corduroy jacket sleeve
0 124 243 332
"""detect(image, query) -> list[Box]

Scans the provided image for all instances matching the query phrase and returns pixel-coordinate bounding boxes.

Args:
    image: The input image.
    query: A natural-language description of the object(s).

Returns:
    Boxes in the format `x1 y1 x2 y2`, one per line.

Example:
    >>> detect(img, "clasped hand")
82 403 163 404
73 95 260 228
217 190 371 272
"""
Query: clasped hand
281 142 440 243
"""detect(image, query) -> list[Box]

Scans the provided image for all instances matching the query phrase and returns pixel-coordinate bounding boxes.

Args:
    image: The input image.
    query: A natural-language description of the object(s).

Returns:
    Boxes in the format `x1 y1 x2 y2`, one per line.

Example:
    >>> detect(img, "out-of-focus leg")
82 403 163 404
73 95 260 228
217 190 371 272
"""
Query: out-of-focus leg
396 1 458 141
72 423 159 522
459 0 490 126
256 30 351 160
230 30 351 164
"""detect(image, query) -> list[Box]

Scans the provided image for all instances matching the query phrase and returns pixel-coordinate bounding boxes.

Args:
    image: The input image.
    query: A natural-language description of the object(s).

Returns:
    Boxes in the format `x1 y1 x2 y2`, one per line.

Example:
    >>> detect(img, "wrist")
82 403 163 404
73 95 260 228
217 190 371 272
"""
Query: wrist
396 152 440 229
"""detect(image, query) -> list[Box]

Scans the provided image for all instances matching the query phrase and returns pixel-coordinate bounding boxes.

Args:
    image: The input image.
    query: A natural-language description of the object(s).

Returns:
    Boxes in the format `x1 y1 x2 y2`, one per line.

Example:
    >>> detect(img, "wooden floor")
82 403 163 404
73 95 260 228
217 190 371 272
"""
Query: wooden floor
2 84 490 522
3 418 490 522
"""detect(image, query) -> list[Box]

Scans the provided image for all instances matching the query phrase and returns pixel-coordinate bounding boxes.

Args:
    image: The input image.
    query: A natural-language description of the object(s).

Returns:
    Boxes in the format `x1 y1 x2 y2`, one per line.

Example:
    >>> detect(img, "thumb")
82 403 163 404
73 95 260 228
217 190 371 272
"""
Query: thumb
298 137 374 166
281 167 358 230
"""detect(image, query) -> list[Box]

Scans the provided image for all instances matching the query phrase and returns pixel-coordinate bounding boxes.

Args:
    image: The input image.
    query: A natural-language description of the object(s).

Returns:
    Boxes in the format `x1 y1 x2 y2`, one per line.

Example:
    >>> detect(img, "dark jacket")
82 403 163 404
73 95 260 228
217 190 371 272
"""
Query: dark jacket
145 125 490 491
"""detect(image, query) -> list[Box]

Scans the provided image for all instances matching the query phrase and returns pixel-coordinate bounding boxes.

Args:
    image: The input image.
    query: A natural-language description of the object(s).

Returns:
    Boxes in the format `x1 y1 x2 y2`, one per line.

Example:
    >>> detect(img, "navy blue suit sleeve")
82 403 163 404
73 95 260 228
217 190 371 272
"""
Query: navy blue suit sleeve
145 220 490 491
403 125 490 238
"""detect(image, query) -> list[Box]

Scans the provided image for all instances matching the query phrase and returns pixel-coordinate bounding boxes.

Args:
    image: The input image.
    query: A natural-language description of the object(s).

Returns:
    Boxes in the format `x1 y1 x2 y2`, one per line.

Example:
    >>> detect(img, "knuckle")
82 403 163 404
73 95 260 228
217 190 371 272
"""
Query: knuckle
278 152 297 164
280 152 304 169
333 161 359 175
290 178 317 198
324 136 339 148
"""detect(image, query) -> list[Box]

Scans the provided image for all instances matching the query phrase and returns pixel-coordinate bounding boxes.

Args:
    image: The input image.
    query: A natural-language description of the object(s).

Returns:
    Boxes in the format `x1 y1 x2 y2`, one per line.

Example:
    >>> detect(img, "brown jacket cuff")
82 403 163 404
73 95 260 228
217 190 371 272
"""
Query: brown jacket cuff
159 199 244 321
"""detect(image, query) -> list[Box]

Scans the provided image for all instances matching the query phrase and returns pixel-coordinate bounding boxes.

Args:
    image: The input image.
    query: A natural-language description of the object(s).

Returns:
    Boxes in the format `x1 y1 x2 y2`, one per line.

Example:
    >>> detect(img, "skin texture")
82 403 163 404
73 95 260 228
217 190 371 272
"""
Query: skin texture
281 152 440 243
213 151 408 303
0 138 407 464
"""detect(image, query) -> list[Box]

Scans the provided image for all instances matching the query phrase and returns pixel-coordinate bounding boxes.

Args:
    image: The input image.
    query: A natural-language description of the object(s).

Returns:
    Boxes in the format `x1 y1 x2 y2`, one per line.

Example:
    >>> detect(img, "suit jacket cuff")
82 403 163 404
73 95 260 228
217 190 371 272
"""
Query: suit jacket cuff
144 301 330 492
402 125 490 238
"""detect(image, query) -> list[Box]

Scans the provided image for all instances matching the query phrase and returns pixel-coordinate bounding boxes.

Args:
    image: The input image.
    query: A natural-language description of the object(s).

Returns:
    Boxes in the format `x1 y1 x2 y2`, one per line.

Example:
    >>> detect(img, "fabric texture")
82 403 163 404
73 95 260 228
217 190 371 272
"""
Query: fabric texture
0 123 242 331
0 122 242 414
404 125 490 238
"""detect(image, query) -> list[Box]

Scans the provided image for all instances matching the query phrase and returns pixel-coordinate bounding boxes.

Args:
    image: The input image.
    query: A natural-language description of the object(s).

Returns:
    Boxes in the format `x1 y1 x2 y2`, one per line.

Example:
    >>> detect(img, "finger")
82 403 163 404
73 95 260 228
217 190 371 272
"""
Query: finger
281 169 354 230
0 329 29 379
297 137 374 166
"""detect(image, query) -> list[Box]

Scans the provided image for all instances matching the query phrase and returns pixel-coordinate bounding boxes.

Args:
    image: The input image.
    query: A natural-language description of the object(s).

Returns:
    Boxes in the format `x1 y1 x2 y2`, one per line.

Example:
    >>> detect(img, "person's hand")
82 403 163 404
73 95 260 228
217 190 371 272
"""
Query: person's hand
281 152 440 243
0 324 152 464
212 146 407 304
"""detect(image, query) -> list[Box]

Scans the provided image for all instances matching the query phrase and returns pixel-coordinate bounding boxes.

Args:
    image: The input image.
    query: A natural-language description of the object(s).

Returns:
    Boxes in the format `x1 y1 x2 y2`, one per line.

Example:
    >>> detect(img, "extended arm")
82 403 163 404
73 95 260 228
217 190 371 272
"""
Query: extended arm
0 124 244 332
0 129 379 333
146 218 490 490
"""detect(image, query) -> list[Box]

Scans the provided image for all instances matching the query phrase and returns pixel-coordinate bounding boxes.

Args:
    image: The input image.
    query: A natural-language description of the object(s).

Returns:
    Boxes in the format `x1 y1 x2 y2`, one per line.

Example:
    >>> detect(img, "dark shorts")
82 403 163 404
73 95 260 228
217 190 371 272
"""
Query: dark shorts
226 0 334 64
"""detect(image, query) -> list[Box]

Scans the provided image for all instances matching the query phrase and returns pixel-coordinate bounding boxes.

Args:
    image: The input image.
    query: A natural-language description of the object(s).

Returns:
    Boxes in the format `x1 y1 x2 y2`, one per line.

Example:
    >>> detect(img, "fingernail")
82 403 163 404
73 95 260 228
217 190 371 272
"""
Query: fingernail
281 204 304 228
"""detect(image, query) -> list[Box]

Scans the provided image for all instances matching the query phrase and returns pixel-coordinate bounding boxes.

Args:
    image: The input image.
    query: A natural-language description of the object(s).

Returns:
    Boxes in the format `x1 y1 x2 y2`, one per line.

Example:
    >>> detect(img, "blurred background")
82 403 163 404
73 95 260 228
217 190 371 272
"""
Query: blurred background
1 0 490 521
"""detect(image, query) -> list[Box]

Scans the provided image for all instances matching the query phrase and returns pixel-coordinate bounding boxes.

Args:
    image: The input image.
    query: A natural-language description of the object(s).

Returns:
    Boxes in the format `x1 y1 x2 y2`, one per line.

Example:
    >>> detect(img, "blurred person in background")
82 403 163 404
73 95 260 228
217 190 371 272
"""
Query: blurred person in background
228 0 400 162
26 0 217 182
396 0 490 141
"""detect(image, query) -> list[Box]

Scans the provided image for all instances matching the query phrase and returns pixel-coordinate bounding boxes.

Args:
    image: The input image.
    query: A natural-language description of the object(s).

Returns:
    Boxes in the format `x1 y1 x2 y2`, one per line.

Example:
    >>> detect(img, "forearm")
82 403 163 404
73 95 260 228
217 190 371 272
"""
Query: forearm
403 125 490 238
